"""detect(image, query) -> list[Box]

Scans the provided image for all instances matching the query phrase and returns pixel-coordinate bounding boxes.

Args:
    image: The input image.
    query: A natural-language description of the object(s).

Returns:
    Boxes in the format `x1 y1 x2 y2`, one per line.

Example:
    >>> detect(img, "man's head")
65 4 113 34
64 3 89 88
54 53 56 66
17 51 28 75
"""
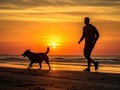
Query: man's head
84 17 90 25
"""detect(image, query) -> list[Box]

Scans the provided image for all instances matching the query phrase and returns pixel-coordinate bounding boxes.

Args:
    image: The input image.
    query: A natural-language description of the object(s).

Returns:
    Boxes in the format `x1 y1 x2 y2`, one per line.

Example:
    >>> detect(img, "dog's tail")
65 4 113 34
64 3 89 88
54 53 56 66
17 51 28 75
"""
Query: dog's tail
44 47 50 54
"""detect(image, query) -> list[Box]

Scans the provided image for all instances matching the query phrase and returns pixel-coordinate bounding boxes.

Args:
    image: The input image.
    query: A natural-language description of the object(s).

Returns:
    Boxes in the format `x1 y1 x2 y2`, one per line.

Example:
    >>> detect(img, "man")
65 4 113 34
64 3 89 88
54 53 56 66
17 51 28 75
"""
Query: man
78 17 99 72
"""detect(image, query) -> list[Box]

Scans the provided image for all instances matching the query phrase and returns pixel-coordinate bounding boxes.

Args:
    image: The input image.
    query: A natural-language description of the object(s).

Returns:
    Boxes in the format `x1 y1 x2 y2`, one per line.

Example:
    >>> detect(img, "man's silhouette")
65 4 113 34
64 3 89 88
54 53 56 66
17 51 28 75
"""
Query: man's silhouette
78 17 99 72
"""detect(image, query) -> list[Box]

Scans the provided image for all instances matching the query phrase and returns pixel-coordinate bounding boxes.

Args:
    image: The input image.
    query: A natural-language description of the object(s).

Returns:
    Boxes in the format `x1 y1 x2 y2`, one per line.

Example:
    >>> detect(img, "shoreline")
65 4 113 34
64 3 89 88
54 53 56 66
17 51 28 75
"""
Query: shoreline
0 62 120 74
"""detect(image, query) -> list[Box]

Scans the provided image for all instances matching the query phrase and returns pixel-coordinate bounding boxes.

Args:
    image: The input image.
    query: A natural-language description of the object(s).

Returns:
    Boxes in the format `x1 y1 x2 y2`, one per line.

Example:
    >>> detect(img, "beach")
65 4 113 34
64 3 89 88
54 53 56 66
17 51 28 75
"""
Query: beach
0 67 120 90
0 55 120 90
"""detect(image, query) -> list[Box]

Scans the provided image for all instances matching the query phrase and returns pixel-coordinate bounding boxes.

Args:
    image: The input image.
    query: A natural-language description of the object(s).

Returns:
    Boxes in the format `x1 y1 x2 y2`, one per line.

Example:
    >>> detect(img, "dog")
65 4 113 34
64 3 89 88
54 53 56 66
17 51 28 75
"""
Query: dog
22 47 51 70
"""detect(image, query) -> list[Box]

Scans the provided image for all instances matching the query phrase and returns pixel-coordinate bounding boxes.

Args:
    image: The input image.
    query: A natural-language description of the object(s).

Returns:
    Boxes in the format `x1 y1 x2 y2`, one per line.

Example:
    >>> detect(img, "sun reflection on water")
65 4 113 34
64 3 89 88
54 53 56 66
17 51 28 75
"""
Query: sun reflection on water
52 64 56 70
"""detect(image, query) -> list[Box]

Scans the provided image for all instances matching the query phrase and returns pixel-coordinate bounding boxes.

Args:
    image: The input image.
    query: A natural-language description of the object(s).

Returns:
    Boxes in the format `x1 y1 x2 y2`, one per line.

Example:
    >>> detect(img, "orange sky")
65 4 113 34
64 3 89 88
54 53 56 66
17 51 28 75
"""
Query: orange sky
0 0 120 55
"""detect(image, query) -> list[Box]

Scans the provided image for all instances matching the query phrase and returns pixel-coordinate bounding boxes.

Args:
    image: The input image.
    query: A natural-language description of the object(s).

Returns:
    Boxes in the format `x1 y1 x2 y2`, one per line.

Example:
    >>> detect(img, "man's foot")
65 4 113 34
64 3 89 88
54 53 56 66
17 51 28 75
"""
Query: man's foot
83 68 90 72
95 62 99 70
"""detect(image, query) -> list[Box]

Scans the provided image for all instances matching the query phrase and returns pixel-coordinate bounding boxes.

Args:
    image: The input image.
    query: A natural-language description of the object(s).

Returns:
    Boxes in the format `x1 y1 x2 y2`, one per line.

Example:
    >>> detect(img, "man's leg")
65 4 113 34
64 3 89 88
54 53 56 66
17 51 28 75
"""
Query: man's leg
84 47 91 72
88 44 99 70
84 43 96 71
88 57 99 70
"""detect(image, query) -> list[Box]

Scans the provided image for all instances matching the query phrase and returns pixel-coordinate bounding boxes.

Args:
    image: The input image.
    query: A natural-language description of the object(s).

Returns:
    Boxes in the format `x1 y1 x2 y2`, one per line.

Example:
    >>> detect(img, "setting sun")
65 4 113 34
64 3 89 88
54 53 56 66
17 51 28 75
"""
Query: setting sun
46 35 62 49
49 43 58 49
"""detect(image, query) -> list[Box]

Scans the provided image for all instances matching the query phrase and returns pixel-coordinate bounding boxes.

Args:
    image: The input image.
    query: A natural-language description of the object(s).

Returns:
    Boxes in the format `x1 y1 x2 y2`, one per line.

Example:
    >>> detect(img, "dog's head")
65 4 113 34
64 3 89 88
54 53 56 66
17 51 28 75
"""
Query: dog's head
22 49 31 57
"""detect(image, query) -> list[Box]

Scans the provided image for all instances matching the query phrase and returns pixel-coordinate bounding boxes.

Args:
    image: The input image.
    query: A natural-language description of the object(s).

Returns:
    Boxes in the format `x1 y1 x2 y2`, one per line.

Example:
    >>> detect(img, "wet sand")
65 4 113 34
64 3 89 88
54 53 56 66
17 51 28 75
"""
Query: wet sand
0 67 120 90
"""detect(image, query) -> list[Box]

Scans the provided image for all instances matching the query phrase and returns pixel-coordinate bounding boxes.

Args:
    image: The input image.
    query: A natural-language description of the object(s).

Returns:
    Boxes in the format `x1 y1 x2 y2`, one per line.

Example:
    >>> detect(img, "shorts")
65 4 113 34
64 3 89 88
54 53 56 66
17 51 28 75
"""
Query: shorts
84 42 95 58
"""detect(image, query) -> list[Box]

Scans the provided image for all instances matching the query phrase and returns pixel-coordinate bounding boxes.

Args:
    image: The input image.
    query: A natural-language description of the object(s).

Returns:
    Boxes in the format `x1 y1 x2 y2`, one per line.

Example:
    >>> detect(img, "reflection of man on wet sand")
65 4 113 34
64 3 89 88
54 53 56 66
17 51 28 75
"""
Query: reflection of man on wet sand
78 17 99 72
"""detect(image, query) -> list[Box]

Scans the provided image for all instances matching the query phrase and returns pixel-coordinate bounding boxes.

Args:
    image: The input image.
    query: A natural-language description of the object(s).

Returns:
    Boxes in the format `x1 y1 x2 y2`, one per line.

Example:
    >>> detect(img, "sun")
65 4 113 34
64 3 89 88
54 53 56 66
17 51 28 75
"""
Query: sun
53 46 56 49
47 35 61 49
49 43 58 49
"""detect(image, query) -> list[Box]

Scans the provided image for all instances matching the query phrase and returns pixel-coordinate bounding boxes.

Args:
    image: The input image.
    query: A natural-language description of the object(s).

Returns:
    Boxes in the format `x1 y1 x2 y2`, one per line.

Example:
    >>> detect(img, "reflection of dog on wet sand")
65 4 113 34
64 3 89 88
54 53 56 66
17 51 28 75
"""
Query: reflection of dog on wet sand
22 47 51 70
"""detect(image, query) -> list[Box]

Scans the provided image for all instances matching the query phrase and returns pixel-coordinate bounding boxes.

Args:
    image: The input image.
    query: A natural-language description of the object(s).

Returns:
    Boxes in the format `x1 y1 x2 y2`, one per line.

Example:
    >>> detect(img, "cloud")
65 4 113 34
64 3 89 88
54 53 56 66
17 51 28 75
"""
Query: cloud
0 0 120 10
0 0 120 22
68 0 120 7
0 0 71 9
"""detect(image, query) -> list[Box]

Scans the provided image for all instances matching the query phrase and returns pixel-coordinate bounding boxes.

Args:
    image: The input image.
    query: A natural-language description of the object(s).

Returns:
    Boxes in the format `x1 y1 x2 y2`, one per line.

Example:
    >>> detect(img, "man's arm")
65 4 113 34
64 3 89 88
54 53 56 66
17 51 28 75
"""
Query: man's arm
95 28 99 42
78 31 85 44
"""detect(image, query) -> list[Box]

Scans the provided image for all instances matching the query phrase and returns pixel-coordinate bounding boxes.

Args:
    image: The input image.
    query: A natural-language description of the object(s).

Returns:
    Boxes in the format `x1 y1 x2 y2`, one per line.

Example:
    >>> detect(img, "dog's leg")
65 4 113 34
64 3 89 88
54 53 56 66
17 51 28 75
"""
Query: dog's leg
38 62 42 70
45 59 51 70
27 62 33 70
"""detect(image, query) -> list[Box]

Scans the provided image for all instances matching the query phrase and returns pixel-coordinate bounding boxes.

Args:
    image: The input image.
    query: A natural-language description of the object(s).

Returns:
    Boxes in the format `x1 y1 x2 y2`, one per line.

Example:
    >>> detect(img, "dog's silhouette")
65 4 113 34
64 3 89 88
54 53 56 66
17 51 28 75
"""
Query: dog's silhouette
22 47 51 70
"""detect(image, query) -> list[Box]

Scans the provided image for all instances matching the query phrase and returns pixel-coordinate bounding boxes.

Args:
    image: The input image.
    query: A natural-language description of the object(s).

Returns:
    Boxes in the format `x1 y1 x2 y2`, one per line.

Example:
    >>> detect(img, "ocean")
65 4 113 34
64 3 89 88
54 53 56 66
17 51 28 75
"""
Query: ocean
0 55 120 74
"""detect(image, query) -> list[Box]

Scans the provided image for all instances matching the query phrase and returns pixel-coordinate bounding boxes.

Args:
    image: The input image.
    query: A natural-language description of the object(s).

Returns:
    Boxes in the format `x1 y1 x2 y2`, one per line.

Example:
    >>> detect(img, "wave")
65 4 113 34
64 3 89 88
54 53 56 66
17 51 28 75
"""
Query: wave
0 55 120 65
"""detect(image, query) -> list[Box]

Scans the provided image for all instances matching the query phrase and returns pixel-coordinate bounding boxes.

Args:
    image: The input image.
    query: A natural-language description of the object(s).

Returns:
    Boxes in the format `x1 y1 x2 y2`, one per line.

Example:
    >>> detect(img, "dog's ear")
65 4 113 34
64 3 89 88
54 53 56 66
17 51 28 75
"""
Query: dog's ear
28 49 31 51
26 49 30 52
